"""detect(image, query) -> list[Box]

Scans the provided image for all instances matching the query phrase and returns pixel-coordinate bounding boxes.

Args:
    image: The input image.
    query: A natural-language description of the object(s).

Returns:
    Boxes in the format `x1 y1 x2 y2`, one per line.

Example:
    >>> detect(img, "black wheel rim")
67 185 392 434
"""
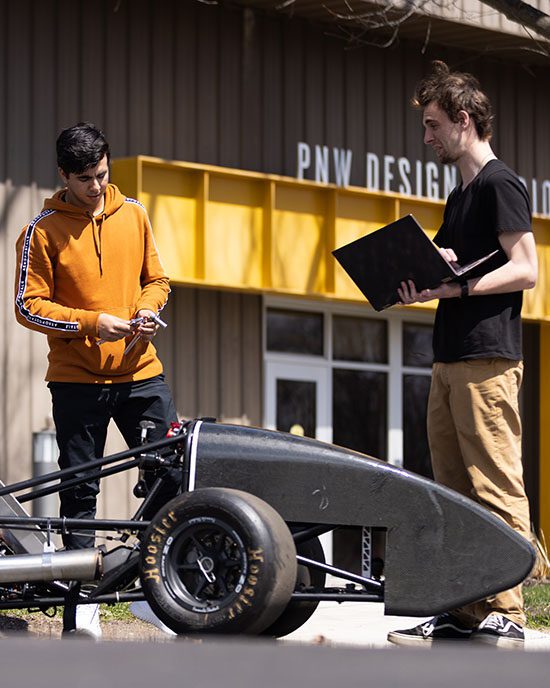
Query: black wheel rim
163 516 248 614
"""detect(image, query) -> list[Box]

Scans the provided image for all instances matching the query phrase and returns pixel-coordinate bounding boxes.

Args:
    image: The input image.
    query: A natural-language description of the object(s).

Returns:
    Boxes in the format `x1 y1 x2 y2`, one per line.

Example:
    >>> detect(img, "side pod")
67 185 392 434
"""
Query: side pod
188 421 535 616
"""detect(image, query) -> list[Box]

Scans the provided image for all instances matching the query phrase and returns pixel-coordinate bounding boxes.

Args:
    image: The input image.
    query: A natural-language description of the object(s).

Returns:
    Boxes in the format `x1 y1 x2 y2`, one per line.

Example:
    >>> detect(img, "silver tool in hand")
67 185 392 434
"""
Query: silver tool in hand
149 313 167 328
97 317 143 346
98 314 166 350
123 333 142 355
123 313 167 354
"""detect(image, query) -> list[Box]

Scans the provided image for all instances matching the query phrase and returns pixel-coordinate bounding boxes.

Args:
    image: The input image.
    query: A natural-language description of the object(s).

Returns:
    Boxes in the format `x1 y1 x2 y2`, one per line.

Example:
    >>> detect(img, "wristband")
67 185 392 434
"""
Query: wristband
459 279 469 298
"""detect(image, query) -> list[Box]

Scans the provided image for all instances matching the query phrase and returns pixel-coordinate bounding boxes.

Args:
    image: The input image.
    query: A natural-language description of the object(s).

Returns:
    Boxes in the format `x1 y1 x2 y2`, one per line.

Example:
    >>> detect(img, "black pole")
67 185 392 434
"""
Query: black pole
17 459 142 503
0 515 150 531
0 433 186 498
296 555 384 592
0 589 384 611
293 524 335 544
0 590 145 610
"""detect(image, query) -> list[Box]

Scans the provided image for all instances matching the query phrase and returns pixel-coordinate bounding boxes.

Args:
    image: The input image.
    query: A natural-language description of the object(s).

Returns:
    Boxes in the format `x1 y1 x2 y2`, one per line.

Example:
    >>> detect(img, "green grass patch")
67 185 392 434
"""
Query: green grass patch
524 582 550 630
98 602 133 622
0 602 134 623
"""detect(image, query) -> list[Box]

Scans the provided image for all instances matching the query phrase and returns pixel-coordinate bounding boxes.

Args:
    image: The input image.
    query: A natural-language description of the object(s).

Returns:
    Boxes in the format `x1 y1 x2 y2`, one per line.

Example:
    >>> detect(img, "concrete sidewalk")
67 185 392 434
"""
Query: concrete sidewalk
283 601 550 651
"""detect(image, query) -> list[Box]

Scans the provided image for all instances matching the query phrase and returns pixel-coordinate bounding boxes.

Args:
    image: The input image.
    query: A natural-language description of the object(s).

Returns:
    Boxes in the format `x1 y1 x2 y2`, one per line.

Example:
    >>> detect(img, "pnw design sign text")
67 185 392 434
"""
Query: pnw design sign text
296 142 550 217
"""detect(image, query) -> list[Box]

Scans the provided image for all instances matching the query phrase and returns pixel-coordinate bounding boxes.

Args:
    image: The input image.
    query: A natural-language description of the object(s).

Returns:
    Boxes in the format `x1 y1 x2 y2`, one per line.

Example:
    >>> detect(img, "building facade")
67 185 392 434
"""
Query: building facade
0 0 549 547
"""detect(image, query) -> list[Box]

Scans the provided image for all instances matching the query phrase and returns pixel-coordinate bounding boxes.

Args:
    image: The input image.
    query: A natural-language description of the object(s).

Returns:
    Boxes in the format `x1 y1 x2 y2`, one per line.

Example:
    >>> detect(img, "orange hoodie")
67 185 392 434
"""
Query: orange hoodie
15 184 170 383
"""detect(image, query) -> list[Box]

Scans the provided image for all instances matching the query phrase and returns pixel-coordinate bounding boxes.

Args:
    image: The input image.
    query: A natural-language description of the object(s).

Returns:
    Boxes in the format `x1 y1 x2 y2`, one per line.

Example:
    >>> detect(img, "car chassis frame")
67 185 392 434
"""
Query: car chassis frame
0 418 536 636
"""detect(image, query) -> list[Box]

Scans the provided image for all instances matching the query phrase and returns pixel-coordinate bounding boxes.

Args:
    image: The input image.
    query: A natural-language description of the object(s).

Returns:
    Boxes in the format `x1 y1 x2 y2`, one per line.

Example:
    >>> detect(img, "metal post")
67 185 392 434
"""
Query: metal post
361 526 372 578
32 428 60 518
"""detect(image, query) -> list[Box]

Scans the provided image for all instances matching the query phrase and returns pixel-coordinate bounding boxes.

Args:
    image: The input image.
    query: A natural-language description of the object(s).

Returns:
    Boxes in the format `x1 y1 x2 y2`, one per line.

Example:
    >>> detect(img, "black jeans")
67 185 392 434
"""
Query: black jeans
48 375 178 549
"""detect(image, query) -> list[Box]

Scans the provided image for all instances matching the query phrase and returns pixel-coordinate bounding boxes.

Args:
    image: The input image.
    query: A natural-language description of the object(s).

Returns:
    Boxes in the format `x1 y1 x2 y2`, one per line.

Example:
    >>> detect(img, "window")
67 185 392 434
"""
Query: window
403 374 433 478
276 379 316 436
402 322 433 368
333 369 387 459
333 315 387 363
402 322 433 478
265 299 434 472
266 309 323 356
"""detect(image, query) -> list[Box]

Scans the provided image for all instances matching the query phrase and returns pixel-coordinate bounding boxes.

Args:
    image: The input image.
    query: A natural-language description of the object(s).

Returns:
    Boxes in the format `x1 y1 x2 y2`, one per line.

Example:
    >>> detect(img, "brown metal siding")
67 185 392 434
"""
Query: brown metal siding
0 0 548 514
153 287 262 425
2 1 549 187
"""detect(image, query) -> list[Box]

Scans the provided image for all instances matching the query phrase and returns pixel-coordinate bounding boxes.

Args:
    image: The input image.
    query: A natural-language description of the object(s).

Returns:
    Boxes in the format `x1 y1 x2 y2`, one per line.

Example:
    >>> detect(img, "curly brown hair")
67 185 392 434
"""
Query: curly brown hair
412 61 493 141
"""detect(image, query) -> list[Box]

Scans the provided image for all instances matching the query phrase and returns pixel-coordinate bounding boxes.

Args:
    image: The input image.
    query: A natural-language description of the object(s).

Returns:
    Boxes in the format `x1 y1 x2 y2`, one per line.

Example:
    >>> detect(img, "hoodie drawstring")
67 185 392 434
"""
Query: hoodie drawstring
91 214 105 275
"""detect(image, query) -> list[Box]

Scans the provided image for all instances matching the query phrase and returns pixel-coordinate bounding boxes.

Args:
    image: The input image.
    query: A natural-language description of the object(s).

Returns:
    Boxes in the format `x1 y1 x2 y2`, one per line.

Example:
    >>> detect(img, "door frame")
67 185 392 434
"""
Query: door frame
264 359 332 444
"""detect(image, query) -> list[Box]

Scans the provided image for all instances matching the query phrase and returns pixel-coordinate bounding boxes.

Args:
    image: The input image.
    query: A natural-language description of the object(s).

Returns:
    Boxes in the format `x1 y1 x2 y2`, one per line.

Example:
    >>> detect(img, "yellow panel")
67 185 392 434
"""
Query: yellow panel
540 324 550 539
532 216 550 241
209 175 264 207
111 156 550 321
140 165 201 281
523 244 549 321
272 209 325 293
276 184 326 215
111 157 140 198
399 197 444 233
337 194 396 224
271 185 327 293
142 164 199 198
206 202 263 288
141 191 197 281
203 176 264 288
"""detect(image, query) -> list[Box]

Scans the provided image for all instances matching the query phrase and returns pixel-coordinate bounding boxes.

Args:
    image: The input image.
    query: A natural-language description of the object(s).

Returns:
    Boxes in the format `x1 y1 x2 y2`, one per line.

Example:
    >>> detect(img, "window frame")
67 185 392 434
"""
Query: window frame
264 296 434 467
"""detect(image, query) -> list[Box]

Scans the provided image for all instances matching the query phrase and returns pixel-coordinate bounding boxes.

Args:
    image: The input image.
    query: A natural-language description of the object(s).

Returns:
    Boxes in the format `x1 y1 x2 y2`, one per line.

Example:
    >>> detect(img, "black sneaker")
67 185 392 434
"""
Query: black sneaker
387 613 473 647
471 613 525 649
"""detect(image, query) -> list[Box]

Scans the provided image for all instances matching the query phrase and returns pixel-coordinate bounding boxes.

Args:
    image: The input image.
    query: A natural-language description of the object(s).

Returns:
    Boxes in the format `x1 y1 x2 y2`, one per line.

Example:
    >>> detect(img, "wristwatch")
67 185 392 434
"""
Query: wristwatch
459 278 469 298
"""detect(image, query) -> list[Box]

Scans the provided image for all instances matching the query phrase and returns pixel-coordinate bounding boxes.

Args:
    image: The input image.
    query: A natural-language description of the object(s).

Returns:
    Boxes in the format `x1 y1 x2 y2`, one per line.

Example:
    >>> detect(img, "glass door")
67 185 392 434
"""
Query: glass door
265 361 331 443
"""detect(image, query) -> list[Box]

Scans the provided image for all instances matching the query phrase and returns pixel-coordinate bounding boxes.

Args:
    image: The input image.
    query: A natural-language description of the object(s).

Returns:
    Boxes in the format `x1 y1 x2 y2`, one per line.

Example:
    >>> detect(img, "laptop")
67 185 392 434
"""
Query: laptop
332 214 498 311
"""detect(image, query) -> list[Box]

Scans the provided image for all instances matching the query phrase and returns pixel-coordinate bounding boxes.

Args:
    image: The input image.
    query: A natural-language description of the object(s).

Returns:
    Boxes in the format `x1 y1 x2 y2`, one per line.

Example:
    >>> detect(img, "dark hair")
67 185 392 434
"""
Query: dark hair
412 61 493 141
56 122 111 174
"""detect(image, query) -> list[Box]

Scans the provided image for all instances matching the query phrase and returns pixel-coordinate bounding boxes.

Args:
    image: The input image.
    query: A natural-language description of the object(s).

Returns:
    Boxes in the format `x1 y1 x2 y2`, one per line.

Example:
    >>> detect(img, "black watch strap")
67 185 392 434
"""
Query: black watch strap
459 279 469 298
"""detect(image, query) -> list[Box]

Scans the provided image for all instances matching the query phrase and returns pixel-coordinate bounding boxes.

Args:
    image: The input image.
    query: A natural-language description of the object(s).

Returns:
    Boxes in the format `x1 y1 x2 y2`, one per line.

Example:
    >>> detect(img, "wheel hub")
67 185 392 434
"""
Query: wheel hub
163 517 248 612
197 555 216 582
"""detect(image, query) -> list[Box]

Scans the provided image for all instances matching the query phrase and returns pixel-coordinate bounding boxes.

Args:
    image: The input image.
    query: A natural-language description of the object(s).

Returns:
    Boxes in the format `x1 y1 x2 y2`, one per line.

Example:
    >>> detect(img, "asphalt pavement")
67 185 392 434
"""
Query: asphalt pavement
1 626 550 688
1 598 549 688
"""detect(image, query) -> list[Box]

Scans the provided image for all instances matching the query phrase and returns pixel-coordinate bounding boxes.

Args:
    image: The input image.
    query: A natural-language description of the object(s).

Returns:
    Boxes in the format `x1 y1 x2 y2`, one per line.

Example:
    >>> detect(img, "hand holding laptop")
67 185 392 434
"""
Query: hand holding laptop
397 275 460 306
438 247 459 266
398 246 461 304
332 214 498 311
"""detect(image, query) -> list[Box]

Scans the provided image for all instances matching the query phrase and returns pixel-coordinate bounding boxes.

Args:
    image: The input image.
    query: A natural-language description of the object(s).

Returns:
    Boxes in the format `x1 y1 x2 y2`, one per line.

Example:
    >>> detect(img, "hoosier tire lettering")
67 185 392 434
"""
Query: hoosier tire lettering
139 488 296 635
141 510 178 584
227 553 263 620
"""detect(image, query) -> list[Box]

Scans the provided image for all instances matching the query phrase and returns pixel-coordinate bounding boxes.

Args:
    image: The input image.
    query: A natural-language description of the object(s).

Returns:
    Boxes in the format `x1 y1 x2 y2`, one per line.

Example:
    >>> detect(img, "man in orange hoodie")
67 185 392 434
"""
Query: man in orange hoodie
15 123 178 634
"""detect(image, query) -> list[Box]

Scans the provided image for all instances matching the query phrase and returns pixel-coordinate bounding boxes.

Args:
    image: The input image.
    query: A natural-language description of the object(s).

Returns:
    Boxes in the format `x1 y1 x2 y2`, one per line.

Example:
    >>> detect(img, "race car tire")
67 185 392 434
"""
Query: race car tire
139 487 297 635
261 535 326 638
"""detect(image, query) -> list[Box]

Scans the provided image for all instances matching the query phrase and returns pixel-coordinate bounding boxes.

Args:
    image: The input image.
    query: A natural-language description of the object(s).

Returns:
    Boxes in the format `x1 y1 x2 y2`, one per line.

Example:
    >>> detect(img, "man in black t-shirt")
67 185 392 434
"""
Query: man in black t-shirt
388 61 538 650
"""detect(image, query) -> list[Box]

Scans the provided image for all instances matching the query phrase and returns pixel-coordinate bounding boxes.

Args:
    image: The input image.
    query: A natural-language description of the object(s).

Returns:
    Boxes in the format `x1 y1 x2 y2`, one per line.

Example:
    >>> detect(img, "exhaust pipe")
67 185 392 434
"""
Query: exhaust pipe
0 548 103 583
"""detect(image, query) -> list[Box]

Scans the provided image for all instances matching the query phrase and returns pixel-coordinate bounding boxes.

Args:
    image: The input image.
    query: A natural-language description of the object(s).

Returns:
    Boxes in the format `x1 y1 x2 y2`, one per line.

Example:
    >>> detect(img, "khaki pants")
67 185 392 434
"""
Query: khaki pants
427 359 531 627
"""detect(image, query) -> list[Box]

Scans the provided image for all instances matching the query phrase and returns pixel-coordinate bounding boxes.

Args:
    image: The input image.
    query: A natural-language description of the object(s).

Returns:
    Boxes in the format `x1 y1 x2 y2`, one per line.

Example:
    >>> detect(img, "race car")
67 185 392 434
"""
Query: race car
0 418 535 636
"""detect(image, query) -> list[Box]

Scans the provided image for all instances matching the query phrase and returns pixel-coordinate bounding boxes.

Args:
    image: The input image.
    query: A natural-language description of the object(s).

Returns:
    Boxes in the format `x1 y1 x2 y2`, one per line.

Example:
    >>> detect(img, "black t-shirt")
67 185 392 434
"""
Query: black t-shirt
432 159 532 362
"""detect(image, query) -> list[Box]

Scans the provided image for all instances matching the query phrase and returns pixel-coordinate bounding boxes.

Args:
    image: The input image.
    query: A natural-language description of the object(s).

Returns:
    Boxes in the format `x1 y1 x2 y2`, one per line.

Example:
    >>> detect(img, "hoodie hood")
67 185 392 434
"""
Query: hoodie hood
43 183 126 218
43 184 126 275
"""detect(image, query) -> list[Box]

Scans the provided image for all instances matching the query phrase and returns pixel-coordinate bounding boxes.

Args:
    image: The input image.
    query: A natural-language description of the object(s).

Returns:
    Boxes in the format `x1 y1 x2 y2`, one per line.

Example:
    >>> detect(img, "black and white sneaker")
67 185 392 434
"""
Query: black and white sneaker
387 613 473 647
471 613 525 649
